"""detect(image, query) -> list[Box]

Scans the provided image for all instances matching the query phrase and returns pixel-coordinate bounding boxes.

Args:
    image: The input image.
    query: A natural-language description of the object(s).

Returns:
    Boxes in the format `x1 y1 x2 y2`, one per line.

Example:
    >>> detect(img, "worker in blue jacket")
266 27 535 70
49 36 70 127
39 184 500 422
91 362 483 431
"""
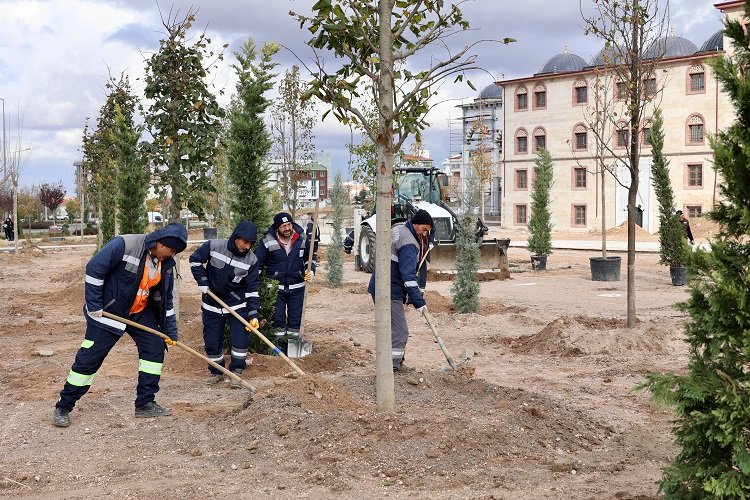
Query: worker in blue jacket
368 209 433 372
255 212 318 355
52 222 188 427
189 221 260 388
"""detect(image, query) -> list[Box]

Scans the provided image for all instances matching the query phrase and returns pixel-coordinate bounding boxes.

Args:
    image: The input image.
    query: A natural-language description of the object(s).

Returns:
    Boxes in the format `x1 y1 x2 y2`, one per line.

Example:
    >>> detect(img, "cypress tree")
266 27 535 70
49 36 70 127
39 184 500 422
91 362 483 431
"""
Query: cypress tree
527 148 553 257
642 5 750 497
225 38 280 354
326 174 346 288
650 108 689 269
451 177 480 313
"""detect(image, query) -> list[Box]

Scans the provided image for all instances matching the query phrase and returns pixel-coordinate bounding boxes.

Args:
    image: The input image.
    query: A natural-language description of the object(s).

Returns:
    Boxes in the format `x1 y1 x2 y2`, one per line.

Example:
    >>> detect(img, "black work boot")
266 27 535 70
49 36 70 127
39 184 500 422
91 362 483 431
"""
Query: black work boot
229 368 244 389
52 407 71 427
134 401 172 418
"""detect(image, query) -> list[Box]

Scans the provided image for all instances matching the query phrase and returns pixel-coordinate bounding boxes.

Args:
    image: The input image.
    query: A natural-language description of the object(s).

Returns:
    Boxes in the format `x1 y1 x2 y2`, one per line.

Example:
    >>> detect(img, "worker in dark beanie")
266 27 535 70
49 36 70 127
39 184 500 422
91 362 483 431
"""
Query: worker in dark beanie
256 211 319 355
52 222 188 427
368 209 433 372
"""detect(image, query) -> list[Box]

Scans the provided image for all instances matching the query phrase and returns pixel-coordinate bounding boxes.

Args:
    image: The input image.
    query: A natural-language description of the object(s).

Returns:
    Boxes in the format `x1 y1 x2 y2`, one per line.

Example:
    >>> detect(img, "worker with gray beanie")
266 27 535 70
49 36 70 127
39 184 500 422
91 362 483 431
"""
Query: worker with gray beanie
53 222 188 427
368 209 433 372
255 211 319 355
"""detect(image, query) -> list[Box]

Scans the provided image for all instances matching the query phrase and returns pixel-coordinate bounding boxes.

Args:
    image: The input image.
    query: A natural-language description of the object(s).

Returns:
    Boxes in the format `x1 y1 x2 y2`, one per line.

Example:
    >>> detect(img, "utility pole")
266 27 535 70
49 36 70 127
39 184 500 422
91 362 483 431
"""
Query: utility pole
12 147 31 254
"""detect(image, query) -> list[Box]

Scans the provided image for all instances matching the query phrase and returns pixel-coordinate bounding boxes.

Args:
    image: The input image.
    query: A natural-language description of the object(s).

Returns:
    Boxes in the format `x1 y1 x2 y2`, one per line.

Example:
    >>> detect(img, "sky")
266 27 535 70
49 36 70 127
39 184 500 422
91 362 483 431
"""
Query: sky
0 0 724 196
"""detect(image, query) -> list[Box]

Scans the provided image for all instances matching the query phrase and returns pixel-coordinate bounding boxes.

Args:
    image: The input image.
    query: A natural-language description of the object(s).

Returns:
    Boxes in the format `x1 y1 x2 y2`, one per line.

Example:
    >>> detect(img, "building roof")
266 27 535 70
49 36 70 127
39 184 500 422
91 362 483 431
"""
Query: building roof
478 83 502 100
537 48 587 75
644 35 698 59
589 46 628 67
304 161 327 171
699 30 724 52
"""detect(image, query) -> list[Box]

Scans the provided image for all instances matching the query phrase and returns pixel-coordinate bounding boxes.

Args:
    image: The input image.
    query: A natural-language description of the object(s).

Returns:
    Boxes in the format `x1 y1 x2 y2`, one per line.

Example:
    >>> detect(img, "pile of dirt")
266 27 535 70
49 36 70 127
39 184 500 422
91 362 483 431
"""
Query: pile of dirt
505 315 673 357
600 222 659 241
690 215 720 241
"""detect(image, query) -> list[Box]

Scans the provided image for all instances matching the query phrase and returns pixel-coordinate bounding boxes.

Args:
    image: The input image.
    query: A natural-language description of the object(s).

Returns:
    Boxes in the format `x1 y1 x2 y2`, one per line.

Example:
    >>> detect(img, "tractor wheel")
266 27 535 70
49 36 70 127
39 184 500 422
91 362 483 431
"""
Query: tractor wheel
358 225 376 273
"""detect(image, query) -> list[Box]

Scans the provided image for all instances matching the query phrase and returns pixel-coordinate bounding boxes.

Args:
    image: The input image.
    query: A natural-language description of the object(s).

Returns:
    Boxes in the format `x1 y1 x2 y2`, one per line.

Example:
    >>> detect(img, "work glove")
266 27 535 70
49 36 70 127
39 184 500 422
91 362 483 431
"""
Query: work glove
88 309 103 319
198 285 209 294
304 271 313 283
164 338 177 346
245 318 260 332
416 305 427 315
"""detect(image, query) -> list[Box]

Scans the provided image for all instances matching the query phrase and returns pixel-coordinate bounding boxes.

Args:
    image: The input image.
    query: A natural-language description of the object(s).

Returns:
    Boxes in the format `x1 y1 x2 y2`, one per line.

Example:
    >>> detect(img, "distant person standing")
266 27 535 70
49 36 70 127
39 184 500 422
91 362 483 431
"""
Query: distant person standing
677 210 695 245
3 217 13 241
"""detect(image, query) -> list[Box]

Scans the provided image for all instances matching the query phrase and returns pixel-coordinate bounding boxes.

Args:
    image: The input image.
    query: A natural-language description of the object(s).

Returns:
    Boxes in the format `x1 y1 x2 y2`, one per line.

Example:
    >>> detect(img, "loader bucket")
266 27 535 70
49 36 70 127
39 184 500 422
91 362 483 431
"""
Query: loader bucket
429 238 511 277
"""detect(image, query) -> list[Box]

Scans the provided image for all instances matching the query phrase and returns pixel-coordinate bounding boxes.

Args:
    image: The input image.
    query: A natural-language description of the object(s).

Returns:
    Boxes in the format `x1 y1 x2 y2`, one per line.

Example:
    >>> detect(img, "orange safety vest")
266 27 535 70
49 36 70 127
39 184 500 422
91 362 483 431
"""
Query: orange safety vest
130 258 162 314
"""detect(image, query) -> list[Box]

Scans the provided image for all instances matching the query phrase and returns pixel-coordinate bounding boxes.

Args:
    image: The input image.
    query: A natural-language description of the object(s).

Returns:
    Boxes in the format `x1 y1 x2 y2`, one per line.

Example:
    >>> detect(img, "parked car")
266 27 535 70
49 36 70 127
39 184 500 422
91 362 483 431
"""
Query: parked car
148 212 164 224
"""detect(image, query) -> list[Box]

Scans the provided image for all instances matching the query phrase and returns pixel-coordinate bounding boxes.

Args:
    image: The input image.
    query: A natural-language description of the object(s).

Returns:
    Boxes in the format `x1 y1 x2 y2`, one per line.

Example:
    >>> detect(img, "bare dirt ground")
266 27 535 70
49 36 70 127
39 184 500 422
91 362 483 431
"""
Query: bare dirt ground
0 227 704 499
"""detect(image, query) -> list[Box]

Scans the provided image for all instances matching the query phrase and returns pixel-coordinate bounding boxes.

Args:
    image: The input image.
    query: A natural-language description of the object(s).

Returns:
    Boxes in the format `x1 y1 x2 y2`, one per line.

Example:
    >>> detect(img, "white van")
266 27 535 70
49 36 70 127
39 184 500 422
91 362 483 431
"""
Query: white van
148 212 164 224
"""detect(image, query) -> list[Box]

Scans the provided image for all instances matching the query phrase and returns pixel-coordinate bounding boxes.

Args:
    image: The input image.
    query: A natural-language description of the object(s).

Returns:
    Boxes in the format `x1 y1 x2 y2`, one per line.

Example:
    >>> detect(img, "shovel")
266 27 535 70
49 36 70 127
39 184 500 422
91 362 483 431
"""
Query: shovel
294 199 321 358
102 311 256 393
420 308 460 370
206 290 306 377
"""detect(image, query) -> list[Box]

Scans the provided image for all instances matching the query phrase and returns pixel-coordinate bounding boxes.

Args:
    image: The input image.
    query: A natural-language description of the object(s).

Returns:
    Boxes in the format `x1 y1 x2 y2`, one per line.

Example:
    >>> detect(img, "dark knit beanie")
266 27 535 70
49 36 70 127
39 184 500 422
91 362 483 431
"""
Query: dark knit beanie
159 236 187 253
273 212 293 231
411 209 434 226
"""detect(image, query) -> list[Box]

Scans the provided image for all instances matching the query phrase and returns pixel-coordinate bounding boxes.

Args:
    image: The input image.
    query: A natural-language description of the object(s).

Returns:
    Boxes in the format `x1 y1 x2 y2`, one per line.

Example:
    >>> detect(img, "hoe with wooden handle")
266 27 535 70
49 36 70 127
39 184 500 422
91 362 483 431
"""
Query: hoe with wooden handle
102 311 257 393
421 308 459 370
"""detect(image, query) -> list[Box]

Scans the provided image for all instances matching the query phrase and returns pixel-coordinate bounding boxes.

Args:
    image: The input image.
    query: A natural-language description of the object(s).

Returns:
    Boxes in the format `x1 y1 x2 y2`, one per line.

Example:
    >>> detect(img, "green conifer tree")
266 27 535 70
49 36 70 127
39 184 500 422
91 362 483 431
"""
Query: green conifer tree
225 38 279 354
650 108 689 269
327 174 346 288
451 178 480 313
527 148 553 257
642 5 750 496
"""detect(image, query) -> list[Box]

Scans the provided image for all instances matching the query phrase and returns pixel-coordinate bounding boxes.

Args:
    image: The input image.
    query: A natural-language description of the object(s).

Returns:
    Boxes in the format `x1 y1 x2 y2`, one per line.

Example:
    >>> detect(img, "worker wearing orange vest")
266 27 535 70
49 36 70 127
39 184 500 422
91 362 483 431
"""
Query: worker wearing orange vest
52 223 188 428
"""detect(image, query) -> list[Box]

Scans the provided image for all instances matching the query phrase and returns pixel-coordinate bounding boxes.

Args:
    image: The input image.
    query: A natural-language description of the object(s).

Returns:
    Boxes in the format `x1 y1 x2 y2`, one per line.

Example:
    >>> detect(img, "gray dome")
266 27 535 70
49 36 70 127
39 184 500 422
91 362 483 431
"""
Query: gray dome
699 30 723 52
589 46 627 67
478 83 502 100
537 51 587 74
644 35 698 59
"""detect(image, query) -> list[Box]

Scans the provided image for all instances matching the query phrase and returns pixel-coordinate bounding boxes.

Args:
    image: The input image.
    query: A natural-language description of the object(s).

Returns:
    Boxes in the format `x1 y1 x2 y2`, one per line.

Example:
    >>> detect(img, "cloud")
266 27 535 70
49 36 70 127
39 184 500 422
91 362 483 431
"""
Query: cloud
0 0 724 196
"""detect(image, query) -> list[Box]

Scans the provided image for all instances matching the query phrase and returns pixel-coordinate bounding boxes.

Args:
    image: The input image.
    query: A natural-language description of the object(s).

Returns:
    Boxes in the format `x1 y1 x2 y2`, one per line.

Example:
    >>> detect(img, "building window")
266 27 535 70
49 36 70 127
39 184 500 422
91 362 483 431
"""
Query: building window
515 169 528 190
686 163 703 188
515 86 528 111
687 114 705 145
533 83 547 110
515 128 528 154
515 204 528 225
572 205 587 227
643 76 657 97
533 127 546 152
685 205 702 218
573 79 588 105
616 81 628 100
615 121 629 148
642 126 652 146
688 64 706 93
573 167 587 189
572 123 587 150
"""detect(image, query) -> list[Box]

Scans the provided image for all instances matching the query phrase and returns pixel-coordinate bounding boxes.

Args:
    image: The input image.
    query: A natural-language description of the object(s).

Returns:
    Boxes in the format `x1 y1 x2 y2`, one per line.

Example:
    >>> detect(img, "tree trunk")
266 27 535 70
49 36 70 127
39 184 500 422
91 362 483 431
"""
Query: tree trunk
374 0 396 412
600 161 607 259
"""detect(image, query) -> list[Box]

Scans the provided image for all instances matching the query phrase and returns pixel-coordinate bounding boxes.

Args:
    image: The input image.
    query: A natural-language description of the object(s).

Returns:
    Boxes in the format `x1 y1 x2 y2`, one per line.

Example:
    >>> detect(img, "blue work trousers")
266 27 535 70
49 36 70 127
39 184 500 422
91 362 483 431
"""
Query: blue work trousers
56 309 166 410
202 308 250 374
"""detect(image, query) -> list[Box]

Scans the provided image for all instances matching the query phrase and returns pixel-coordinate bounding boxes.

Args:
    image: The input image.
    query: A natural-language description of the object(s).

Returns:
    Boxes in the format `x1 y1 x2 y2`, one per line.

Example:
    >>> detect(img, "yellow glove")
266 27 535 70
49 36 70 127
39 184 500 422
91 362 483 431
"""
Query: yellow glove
164 338 177 346
304 271 313 283
246 318 259 331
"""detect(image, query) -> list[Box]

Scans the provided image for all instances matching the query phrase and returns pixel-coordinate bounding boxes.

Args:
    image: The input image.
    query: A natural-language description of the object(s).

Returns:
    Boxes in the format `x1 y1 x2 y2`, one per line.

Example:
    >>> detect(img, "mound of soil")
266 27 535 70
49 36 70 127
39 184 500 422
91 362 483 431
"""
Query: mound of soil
506 315 672 357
